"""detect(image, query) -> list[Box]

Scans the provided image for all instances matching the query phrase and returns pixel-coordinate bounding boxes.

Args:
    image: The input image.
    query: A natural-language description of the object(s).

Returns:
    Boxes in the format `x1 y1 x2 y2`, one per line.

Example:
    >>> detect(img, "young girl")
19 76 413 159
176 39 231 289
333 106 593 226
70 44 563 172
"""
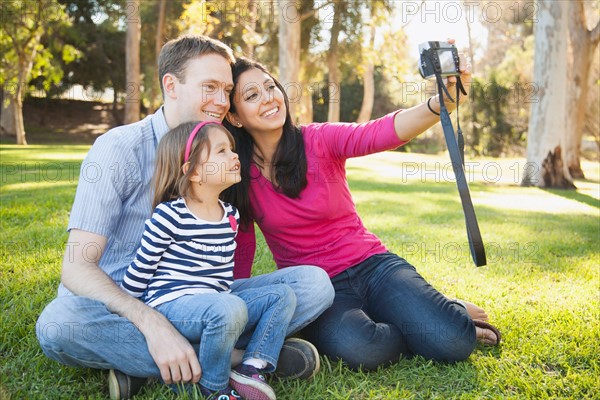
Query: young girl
122 121 293 400
223 57 501 371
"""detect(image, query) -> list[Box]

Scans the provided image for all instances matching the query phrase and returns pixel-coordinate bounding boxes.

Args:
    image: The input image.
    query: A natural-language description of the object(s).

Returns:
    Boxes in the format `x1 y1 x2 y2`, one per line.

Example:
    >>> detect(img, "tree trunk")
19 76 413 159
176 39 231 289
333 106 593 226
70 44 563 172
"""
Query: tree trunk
357 24 375 123
464 1 476 76
0 92 16 137
565 0 600 179
12 84 27 145
1 95 24 143
124 0 141 124
2 27 43 144
112 89 123 126
278 0 301 122
149 0 166 114
245 0 257 58
298 69 313 124
327 0 342 122
464 2 480 154
522 0 574 189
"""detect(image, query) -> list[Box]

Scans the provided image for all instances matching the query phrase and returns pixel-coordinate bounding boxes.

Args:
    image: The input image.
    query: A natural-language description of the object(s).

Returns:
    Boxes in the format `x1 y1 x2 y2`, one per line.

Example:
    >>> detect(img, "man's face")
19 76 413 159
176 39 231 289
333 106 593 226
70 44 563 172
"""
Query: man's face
171 53 234 124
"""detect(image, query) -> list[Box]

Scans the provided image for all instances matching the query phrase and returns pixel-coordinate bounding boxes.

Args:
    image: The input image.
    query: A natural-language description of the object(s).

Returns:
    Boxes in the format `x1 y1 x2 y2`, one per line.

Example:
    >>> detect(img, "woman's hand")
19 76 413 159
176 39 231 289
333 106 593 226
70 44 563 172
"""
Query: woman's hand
393 39 473 142
445 38 472 110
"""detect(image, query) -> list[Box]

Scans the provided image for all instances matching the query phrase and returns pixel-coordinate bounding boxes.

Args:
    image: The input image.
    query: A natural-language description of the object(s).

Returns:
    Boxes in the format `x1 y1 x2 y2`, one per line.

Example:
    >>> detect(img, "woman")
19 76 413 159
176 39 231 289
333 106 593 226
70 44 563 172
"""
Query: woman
223 54 501 370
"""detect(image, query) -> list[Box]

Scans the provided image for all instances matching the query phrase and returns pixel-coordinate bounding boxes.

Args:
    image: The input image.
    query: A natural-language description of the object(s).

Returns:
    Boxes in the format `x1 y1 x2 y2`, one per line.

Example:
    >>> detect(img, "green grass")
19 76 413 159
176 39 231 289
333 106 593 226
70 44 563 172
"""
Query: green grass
1 145 599 399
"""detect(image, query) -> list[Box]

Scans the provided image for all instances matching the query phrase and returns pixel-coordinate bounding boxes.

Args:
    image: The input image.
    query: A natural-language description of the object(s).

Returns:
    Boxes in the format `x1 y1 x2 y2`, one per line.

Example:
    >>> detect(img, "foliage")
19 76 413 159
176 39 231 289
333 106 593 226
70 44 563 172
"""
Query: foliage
312 66 399 123
56 0 127 97
309 1 408 123
178 0 278 61
139 0 186 109
469 73 527 157
1 145 599 399
0 0 72 101
4 0 596 155
465 1 536 157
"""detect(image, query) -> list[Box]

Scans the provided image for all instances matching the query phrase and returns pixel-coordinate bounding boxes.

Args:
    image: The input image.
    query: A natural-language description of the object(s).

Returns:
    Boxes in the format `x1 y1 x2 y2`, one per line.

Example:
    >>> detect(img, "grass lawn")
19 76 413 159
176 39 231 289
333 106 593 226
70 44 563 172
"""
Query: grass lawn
1 144 598 399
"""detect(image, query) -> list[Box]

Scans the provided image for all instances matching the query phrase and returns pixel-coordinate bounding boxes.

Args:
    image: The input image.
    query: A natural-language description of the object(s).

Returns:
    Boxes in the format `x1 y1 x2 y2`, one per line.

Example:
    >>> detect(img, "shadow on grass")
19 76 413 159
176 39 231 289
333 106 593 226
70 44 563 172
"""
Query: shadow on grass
348 179 599 276
542 187 600 209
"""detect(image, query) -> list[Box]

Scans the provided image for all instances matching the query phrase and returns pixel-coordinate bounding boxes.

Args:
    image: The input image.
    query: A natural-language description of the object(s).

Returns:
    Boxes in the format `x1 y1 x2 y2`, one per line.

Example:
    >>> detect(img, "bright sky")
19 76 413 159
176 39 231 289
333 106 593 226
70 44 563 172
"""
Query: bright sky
398 1 488 60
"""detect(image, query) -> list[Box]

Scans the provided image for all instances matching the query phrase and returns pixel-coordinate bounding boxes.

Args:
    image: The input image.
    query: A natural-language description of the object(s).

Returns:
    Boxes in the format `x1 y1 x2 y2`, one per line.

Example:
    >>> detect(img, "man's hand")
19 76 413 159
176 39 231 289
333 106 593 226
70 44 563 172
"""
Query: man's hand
139 310 202 384
61 229 201 384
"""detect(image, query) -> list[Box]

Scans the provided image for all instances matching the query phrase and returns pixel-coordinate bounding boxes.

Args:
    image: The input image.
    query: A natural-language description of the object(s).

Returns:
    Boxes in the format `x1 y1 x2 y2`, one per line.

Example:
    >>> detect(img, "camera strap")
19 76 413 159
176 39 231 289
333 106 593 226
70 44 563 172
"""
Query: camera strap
434 72 487 267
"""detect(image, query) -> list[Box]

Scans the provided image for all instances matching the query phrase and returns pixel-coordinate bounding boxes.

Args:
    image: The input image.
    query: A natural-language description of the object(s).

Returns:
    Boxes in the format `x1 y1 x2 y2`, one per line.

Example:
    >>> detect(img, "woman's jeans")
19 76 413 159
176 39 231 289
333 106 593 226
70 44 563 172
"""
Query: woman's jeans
301 252 477 370
155 285 295 390
36 266 334 382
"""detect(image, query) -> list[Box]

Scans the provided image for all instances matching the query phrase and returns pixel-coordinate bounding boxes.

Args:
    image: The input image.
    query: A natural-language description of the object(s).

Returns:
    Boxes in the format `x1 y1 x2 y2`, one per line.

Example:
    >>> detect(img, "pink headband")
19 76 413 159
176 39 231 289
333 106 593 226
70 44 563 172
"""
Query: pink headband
184 121 222 163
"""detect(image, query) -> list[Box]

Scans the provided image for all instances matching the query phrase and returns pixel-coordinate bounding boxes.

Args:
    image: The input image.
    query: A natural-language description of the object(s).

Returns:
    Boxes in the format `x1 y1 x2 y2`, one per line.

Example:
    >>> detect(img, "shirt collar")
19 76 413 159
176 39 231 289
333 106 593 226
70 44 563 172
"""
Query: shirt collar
151 106 170 145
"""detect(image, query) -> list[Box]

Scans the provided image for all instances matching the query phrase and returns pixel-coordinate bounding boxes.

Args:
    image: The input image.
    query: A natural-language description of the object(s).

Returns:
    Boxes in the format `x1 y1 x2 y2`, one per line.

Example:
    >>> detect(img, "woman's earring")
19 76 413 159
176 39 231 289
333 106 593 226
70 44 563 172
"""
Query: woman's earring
237 122 242 127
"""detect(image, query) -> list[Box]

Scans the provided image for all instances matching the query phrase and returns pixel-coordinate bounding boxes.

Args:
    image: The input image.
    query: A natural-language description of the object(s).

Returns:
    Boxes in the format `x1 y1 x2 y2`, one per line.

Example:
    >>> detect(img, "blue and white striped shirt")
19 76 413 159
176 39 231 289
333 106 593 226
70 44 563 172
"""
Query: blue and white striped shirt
122 198 239 307
60 109 170 297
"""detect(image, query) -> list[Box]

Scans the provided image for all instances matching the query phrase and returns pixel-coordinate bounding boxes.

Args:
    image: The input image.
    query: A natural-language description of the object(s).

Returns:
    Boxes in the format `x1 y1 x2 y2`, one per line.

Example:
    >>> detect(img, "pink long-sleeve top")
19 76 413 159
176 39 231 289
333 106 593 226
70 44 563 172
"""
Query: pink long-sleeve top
234 111 405 279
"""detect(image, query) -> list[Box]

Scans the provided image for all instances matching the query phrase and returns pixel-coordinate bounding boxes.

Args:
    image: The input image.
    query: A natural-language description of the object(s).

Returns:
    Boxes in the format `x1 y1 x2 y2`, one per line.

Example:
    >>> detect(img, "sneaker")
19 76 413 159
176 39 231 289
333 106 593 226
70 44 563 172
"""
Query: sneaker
108 369 146 400
274 338 320 380
229 364 276 400
199 384 244 400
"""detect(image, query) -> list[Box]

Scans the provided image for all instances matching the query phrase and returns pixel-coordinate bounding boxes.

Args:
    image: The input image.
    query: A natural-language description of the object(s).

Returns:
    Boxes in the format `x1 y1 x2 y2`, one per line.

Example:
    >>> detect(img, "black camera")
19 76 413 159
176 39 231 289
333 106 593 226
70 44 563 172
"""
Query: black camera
418 41 461 80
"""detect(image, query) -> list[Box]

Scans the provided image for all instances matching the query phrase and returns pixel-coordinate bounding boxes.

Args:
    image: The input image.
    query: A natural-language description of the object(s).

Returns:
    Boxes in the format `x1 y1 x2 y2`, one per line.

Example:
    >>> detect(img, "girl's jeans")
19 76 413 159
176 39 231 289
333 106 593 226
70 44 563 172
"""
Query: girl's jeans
36 265 334 384
155 285 294 391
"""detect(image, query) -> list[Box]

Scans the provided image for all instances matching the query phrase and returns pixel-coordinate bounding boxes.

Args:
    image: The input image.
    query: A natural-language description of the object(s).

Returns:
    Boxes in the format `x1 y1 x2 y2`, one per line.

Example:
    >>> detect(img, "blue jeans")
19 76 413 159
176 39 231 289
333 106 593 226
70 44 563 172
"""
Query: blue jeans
301 253 477 370
155 285 294 390
36 266 334 380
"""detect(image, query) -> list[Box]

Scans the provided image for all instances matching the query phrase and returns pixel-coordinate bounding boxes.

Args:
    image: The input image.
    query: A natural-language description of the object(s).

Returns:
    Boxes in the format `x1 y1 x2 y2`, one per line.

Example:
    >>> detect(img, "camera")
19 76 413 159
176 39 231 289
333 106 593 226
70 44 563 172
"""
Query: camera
418 41 461 80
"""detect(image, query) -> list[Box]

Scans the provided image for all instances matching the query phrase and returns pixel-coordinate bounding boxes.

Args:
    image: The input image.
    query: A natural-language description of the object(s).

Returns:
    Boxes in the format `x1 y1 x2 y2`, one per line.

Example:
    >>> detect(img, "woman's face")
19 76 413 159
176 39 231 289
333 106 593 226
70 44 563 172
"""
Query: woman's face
229 68 287 137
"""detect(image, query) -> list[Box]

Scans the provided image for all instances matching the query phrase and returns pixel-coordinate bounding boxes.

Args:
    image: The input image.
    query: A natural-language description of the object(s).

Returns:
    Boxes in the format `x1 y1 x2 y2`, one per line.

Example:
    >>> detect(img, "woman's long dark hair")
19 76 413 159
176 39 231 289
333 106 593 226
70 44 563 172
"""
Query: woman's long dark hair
222 58 308 229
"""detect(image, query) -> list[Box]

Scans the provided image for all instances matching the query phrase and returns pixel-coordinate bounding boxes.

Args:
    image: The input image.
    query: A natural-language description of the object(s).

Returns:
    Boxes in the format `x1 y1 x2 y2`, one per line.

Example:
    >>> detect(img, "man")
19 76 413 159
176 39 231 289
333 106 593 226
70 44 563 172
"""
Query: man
36 35 334 399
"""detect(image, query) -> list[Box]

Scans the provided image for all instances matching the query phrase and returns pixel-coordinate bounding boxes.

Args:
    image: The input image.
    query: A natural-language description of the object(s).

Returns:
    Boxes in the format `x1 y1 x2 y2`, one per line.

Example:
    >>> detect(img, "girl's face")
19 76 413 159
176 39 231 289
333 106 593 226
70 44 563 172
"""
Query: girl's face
194 128 240 188
229 68 287 137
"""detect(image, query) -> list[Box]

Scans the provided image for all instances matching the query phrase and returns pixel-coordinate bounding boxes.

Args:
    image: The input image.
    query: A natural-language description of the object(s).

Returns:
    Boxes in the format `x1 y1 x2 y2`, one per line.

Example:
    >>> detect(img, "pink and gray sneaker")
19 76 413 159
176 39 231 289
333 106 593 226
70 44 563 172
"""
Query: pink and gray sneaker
229 364 276 400
199 384 244 400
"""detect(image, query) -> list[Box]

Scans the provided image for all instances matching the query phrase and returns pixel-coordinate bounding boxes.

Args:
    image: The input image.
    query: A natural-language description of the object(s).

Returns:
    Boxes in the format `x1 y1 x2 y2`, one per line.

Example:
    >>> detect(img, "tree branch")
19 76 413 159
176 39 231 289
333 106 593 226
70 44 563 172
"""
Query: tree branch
300 1 330 22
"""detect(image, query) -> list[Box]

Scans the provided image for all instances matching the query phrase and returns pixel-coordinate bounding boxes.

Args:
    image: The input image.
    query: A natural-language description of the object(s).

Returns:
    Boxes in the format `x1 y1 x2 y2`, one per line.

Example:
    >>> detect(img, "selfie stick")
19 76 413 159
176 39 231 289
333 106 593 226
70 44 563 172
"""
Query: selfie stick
431 65 487 267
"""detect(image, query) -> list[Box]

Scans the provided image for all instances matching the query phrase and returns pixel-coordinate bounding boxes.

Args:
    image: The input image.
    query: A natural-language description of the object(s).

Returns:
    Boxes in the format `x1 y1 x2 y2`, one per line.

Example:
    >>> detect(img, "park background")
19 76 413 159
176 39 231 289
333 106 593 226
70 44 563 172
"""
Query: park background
1 1 599 399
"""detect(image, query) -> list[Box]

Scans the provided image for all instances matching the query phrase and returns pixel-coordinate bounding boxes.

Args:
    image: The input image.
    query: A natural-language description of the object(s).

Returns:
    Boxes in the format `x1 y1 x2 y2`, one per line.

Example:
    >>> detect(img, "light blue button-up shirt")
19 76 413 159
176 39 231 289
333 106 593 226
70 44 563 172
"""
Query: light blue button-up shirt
59 108 170 296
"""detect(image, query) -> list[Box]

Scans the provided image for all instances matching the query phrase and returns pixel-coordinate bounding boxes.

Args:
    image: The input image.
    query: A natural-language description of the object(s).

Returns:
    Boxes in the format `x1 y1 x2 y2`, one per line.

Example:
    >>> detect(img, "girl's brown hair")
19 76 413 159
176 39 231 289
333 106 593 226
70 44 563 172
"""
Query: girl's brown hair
152 121 234 209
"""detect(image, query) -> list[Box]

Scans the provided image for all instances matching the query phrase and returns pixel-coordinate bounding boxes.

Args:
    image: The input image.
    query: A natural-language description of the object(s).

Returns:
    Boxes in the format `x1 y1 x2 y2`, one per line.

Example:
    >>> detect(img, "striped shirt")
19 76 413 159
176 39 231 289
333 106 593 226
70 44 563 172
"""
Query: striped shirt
122 198 239 308
60 108 170 297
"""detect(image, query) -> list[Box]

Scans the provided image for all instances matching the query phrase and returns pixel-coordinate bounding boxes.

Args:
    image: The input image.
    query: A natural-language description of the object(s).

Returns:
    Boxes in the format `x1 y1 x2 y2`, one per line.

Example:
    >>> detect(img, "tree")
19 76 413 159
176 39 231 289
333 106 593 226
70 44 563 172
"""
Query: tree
473 0 535 157
356 22 375 123
0 0 70 144
244 0 258 57
58 0 127 124
522 0 574 188
124 0 140 124
276 0 323 123
278 0 302 121
326 0 343 122
357 0 398 123
147 0 166 113
565 0 600 179
140 0 185 114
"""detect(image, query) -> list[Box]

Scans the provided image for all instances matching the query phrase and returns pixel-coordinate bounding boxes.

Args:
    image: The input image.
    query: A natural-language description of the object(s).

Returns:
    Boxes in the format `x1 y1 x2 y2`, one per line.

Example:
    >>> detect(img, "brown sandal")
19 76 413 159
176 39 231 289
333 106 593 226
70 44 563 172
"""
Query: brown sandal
473 320 502 346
